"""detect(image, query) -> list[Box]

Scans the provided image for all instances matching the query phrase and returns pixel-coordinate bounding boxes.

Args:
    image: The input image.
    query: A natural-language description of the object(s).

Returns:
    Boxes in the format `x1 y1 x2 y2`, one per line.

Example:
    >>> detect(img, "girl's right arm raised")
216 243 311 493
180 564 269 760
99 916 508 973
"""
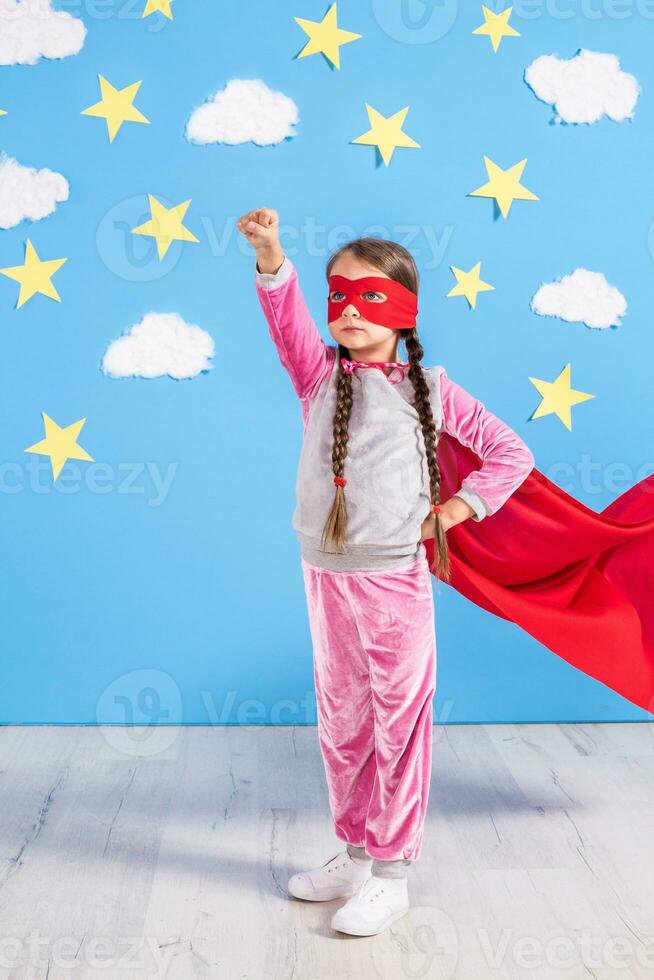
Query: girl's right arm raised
237 208 334 401
255 257 335 400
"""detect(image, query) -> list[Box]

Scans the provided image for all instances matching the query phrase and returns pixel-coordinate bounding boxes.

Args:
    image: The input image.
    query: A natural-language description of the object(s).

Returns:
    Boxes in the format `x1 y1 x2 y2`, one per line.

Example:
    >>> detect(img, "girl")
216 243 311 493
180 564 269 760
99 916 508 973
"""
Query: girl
237 207 535 937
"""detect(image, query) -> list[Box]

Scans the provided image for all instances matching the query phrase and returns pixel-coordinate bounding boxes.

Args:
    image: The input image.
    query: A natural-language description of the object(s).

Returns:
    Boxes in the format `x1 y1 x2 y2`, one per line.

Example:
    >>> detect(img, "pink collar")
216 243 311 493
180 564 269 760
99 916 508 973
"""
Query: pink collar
341 357 409 384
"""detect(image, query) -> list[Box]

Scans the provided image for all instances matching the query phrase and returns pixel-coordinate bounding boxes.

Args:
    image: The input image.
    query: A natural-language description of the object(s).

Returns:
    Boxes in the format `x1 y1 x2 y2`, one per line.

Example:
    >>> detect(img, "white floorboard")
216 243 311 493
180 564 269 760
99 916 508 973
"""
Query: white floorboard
0 723 652 979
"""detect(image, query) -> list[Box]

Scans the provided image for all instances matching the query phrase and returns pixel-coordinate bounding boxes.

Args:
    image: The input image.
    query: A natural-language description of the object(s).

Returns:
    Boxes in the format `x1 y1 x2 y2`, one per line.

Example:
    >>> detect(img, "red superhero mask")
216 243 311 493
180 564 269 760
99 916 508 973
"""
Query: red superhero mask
327 275 418 330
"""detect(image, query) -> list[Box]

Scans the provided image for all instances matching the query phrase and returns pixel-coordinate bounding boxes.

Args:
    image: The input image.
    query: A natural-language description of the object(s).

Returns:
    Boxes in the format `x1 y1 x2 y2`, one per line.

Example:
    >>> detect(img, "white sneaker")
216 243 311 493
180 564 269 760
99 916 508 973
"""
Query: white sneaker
330 875 410 936
287 849 372 902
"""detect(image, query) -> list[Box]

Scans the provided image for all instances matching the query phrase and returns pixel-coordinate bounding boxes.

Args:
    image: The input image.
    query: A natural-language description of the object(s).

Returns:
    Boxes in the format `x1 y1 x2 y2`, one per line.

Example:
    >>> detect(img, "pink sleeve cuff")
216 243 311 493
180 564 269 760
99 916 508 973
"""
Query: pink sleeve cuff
255 258 335 402
255 255 294 290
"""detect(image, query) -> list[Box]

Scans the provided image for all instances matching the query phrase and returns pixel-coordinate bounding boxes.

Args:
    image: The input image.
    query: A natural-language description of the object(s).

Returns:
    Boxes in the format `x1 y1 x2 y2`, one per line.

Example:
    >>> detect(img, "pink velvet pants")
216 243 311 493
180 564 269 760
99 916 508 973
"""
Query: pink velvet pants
301 543 437 862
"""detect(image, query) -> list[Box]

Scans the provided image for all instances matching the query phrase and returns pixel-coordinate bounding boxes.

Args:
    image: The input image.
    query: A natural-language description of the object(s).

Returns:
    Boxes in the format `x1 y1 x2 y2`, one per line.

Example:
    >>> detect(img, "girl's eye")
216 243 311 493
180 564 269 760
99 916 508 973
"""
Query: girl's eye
361 291 387 302
330 290 346 302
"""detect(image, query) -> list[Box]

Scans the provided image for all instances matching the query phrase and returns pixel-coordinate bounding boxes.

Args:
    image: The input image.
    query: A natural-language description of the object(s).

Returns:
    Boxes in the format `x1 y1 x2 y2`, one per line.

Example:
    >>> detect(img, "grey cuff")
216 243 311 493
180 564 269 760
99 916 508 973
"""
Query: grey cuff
453 487 490 522
255 255 293 289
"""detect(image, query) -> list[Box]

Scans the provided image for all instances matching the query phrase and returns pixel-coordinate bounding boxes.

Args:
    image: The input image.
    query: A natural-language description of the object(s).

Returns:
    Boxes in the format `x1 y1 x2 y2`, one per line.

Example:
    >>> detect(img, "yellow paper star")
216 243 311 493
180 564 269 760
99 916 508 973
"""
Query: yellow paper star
131 195 199 260
25 413 94 481
352 104 420 166
81 75 149 143
143 0 173 18
528 364 594 431
0 239 67 309
472 5 520 52
469 156 538 218
447 262 495 309
294 2 361 69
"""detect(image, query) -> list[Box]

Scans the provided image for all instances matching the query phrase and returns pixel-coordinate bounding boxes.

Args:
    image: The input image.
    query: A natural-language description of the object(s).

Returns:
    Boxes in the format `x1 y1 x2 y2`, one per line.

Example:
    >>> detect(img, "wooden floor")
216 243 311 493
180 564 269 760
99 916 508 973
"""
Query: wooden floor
0 723 652 979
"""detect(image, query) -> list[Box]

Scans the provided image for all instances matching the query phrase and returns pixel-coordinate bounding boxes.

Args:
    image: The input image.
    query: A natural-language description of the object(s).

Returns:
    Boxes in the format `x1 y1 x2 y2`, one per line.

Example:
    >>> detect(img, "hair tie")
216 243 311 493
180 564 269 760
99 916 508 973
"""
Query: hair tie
431 503 441 514
334 476 347 488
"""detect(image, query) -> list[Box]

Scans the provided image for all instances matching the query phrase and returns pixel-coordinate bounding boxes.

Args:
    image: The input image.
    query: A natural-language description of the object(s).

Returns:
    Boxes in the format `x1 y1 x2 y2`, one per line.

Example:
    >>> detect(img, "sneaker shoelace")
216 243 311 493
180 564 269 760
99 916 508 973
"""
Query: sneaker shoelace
322 852 348 873
355 878 387 902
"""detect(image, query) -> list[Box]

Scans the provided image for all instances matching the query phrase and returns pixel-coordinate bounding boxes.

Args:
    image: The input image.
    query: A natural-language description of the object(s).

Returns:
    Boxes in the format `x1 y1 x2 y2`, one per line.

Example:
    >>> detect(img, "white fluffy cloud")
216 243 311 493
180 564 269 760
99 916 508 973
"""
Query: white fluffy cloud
531 269 627 329
102 313 215 380
185 78 299 146
0 0 86 66
525 49 640 124
0 153 69 229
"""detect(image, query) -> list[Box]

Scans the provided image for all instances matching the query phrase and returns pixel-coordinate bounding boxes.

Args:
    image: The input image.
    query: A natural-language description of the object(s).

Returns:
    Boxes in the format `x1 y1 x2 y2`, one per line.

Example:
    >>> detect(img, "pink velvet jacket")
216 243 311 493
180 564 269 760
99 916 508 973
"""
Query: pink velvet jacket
255 258 534 560
256 257 535 511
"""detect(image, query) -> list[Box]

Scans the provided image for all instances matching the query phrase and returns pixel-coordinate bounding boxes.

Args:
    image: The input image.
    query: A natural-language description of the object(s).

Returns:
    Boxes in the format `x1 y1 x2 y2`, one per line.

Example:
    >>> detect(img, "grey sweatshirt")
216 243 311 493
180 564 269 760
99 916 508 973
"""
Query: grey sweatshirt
255 257 535 572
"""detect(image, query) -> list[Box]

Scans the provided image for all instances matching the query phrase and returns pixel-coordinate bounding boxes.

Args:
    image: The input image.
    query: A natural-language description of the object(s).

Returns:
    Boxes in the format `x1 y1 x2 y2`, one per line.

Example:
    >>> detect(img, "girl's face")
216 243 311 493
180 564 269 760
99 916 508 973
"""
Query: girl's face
327 254 400 357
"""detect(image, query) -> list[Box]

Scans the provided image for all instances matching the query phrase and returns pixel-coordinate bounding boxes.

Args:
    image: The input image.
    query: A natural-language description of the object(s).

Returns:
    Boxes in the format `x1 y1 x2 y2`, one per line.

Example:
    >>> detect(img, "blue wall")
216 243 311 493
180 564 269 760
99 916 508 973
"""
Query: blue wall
1 1 653 723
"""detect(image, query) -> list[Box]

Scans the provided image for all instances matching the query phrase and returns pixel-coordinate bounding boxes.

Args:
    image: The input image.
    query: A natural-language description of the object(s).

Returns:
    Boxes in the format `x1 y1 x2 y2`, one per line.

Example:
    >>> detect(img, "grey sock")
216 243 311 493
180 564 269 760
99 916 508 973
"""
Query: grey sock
346 843 372 865
372 857 412 879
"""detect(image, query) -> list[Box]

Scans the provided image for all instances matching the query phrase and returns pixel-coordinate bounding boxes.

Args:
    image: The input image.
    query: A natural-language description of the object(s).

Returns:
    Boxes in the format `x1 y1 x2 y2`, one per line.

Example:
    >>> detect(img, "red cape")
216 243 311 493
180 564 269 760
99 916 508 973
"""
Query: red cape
423 433 654 714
